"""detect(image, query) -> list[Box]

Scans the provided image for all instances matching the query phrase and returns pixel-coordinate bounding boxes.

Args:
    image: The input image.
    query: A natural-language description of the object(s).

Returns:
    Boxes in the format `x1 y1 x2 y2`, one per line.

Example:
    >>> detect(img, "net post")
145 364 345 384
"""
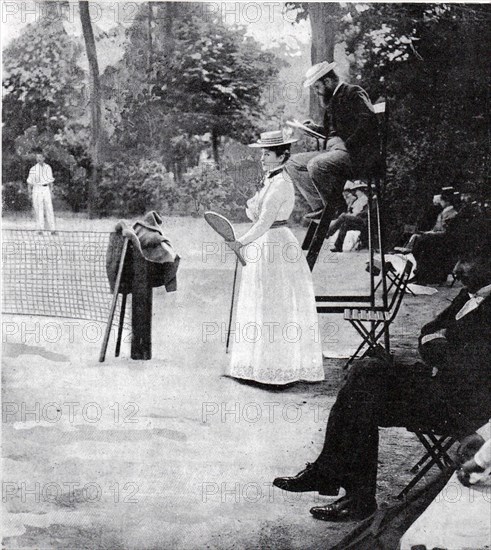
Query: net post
130 244 152 360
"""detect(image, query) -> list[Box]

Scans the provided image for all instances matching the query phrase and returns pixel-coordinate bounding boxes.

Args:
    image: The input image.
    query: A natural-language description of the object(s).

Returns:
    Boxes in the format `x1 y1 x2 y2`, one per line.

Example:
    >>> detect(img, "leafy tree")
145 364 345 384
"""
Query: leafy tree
339 3 491 240
2 4 85 188
111 2 280 167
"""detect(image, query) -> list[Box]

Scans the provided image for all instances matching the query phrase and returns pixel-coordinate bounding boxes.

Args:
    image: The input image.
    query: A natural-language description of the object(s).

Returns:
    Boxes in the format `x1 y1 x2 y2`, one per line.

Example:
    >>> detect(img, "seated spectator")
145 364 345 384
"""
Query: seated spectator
457 425 491 487
273 230 491 522
457 182 481 223
340 180 357 213
325 180 369 252
406 189 459 284
392 193 441 250
408 188 458 245
416 193 444 232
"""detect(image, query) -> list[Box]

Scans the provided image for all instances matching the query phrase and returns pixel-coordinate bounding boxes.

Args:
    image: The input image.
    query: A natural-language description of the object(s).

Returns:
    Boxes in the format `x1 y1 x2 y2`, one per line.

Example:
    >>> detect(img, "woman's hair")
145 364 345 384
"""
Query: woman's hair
268 144 291 162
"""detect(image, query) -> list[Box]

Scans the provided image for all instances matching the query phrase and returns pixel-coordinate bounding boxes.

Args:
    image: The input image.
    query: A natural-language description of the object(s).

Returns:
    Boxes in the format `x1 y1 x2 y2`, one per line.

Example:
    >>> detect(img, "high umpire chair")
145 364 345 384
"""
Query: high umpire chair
299 102 457 498
304 101 392 354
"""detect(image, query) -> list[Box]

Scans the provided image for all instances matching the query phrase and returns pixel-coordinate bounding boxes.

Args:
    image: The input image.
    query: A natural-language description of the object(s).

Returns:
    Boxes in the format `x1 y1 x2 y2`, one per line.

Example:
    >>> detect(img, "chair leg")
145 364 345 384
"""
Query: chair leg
344 319 384 369
397 435 456 500
423 434 457 469
302 221 318 251
306 204 335 271
417 434 454 473
397 458 436 500
344 338 367 369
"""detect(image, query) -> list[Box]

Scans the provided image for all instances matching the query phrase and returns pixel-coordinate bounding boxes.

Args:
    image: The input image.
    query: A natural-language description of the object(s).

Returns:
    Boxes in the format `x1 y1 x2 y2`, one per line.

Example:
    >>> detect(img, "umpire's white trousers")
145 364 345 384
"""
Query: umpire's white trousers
32 186 56 230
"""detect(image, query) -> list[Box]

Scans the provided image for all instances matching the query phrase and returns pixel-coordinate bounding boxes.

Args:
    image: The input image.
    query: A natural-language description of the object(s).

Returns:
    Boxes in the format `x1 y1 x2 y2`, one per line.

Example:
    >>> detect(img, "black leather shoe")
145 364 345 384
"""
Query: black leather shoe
310 496 377 522
303 209 324 221
273 463 339 496
330 247 342 253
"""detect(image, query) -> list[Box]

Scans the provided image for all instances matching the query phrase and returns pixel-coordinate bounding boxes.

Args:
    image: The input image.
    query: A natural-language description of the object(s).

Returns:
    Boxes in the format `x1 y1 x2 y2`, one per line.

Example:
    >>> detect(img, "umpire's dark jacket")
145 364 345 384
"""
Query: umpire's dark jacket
323 83 380 177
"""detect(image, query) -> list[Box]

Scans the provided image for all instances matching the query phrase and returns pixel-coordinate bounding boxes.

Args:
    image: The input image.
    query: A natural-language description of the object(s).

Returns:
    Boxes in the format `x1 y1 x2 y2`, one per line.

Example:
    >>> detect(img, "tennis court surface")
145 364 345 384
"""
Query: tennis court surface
2 215 445 549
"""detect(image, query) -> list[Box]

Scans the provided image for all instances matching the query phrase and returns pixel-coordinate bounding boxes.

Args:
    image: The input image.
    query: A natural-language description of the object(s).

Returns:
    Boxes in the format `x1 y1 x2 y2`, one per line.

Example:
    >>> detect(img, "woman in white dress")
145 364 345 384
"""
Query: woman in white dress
226 131 325 385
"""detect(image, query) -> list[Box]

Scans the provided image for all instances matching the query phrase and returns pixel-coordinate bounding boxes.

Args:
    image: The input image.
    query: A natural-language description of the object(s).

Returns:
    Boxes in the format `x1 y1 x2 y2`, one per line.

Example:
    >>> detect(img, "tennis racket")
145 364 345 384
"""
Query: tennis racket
204 211 246 266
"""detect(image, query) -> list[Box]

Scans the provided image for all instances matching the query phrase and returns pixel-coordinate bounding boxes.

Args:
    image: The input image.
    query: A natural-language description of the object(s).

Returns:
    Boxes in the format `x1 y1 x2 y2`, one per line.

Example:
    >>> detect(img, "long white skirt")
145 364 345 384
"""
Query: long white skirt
228 227 324 385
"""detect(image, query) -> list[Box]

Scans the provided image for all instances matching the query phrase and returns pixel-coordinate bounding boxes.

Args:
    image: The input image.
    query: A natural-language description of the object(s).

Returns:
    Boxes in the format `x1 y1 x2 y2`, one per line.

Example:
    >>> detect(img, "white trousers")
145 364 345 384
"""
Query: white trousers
32 186 56 230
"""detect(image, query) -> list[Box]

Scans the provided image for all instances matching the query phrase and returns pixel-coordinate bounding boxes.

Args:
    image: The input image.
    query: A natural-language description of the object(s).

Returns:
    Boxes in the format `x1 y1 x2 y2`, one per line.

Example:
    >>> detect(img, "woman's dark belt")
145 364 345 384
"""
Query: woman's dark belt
270 220 288 228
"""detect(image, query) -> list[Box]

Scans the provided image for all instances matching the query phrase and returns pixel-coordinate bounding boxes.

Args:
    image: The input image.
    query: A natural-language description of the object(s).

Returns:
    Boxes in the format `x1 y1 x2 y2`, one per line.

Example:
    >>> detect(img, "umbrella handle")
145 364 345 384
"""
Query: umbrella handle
226 256 240 353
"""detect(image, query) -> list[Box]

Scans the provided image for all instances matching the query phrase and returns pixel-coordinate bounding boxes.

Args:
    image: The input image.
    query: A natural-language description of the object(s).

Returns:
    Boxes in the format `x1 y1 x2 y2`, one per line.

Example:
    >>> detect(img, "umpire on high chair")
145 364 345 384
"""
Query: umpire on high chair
285 61 380 219
273 225 491 522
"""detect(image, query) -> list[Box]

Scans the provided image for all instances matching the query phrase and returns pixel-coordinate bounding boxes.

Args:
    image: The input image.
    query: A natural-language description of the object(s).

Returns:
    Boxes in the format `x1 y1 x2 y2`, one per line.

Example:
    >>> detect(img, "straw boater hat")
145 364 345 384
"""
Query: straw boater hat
303 61 337 88
248 130 298 148
350 180 368 191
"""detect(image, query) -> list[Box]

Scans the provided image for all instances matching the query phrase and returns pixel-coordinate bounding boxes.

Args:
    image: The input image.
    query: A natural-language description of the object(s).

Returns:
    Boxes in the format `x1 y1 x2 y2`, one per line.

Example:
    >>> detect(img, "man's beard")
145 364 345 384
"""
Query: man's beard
320 88 334 107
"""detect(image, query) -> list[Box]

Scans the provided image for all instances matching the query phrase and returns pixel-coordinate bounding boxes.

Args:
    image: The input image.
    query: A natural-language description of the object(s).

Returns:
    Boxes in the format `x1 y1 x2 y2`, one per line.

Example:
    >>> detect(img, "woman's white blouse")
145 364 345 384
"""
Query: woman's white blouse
238 170 295 246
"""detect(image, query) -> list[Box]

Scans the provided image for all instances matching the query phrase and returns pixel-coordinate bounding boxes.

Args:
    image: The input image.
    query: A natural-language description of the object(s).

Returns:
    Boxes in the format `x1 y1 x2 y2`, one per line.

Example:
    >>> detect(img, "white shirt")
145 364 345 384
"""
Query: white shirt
472 421 491 483
27 163 54 186
239 170 295 246
455 283 491 320
350 193 368 216
333 81 343 97
421 283 491 346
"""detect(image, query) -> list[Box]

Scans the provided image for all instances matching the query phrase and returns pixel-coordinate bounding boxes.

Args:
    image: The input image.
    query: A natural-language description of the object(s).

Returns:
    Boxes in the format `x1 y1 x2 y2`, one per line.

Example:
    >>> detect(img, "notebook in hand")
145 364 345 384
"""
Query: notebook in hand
286 119 326 140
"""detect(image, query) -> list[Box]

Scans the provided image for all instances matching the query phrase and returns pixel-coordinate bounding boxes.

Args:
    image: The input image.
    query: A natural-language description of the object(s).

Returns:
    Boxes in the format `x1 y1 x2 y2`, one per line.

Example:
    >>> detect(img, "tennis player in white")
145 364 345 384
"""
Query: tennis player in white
27 151 57 233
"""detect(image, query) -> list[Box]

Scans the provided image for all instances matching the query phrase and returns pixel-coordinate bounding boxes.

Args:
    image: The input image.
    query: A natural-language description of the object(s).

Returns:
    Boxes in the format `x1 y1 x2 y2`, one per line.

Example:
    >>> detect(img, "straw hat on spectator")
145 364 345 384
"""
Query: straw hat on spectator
303 61 337 88
350 180 368 192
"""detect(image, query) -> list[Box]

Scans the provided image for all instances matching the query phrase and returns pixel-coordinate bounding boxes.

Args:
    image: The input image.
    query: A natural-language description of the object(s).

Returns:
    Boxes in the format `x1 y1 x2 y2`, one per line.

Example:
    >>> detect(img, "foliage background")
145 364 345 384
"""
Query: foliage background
3 2 490 236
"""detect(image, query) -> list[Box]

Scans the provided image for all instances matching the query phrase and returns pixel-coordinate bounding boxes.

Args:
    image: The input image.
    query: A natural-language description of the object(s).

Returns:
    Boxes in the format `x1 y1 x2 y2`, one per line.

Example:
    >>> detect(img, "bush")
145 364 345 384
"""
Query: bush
95 159 176 216
182 161 261 221
182 159 313 223
2 181 31 211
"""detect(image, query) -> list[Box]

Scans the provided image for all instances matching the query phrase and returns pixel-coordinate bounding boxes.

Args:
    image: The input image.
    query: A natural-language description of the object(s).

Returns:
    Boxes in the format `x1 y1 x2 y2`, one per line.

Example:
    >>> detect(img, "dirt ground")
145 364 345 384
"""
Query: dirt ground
2 213 460 549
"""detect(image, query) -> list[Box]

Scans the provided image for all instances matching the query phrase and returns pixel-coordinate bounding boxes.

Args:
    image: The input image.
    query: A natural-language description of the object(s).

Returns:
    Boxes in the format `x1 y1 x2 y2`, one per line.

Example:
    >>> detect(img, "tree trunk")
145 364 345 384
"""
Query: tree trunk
147 2 153 72
79 0 101 218
308 3 340 120
211 128 220 167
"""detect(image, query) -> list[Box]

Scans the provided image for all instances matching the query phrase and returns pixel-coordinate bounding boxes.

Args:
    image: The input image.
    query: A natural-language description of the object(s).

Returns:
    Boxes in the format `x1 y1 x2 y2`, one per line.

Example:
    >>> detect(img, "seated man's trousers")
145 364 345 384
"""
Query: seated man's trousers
331 213 367 250
285 147 352 213
313 358 487 500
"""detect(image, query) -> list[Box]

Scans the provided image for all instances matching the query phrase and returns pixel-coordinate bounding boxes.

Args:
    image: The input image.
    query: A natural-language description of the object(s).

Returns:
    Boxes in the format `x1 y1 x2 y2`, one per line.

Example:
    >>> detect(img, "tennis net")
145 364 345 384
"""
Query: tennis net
2 229 130 328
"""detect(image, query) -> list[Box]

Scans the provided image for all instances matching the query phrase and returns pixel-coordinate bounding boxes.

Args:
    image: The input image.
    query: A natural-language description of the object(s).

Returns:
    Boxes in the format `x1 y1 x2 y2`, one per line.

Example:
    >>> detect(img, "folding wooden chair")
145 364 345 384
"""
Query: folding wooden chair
343 260 413 369
372 259 416 297
397 430 457 500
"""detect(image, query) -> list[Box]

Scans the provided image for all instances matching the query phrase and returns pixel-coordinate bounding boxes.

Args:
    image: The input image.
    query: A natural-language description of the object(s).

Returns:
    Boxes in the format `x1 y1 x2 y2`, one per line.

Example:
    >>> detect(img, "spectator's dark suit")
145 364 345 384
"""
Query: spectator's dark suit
311 289 491 500
412 206 459 284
